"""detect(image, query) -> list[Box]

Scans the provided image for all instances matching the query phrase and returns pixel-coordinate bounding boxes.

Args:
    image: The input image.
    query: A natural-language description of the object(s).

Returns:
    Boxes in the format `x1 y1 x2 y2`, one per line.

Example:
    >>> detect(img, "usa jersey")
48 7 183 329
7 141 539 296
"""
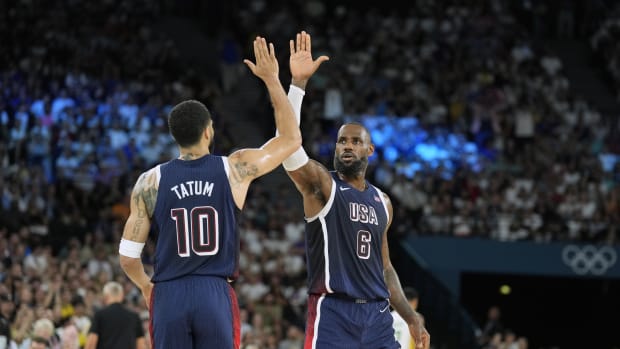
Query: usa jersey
305 171 390 300
150 155 240 282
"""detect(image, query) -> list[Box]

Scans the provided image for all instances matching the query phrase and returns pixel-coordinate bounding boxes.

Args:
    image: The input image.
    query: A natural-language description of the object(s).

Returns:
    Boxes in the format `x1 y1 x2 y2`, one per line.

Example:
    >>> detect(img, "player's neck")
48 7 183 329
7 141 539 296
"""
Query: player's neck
178 145 210 161
337 171 367 190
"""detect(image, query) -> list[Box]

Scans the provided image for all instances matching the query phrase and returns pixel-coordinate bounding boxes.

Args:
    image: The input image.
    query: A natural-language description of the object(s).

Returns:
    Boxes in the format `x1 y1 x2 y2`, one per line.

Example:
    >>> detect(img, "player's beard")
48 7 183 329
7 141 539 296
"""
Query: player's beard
334 154 367 178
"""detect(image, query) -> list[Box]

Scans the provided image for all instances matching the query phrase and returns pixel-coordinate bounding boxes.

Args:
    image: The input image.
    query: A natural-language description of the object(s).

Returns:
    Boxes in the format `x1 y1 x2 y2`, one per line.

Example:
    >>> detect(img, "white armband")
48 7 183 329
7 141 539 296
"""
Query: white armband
119 239 145 258
283 147 309 171
276 85 305 136
288 84 305 123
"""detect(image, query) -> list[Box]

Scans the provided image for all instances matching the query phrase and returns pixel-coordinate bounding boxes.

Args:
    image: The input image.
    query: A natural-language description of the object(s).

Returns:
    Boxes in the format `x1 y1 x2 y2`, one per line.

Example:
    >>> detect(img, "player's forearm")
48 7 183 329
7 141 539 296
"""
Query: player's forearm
385 265 420 326
119 256 151 289
264 77 301 145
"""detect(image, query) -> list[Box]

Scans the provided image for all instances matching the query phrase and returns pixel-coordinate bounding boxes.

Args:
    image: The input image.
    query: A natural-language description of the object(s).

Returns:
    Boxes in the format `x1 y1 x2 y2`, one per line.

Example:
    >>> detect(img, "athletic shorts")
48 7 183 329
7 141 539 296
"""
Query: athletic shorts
150 275 240 349
304 293 400 349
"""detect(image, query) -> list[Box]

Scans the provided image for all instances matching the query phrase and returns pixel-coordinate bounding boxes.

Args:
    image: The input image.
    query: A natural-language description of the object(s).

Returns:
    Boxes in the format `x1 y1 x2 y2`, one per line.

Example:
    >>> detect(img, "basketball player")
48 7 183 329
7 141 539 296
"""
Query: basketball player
283 31 430 349
118 36 302 349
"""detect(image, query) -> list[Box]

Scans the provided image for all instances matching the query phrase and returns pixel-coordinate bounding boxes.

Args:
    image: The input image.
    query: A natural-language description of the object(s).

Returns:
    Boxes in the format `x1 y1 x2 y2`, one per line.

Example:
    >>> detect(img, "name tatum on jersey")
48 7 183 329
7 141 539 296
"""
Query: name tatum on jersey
170 180 215 199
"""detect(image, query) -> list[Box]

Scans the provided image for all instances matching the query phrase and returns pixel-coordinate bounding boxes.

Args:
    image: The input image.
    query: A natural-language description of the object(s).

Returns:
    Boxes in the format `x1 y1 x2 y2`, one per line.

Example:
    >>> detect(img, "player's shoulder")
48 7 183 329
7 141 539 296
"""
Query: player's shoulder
143 164 162 180
135 165 162 189
370 182 391 204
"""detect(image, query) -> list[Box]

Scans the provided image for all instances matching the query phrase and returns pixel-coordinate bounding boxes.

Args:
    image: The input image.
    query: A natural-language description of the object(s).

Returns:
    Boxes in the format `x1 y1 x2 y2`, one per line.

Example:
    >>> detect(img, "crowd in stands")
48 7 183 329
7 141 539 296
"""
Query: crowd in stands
1 0 620 348
591 2 620 100
239 0 620 244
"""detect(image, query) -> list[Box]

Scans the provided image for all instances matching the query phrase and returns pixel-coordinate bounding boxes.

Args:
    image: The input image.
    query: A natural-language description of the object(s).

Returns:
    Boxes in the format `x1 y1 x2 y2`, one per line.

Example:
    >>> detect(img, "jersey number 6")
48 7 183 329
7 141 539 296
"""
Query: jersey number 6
357 230 371 259
171 206 219 257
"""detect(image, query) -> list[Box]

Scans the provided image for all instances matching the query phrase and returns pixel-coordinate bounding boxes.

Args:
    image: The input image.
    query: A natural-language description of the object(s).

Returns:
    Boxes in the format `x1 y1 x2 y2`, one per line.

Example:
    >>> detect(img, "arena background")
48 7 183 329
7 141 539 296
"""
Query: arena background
0 0 619 348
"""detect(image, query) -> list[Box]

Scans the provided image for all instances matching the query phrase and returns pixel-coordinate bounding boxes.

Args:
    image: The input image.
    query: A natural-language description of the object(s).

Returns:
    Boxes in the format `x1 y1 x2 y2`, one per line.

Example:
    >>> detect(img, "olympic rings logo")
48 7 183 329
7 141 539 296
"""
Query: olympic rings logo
561 245 617 275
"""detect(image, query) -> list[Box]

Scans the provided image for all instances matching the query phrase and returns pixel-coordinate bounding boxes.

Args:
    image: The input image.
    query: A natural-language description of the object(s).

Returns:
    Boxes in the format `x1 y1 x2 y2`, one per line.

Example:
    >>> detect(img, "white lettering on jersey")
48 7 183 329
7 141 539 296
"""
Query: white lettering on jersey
171 180 215 199
349 202 379 225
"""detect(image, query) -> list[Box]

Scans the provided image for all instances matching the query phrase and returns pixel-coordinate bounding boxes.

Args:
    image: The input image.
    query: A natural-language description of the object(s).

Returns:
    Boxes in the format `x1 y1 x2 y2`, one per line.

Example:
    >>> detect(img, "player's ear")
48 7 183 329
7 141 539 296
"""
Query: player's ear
204 121 213 141
367 143 375 157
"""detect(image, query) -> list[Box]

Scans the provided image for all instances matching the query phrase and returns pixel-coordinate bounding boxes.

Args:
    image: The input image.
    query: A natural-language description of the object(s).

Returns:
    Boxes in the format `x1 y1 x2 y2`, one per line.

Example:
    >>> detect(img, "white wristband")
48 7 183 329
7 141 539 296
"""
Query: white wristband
276 85 305 136
288 84 305 123
119 239 145 258
283 147 309 171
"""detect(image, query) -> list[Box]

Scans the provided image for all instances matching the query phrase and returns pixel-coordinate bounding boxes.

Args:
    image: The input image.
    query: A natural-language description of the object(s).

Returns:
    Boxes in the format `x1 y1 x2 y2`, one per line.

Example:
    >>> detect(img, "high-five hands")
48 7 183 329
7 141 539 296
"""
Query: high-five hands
290 31 329 87
244 36 279 82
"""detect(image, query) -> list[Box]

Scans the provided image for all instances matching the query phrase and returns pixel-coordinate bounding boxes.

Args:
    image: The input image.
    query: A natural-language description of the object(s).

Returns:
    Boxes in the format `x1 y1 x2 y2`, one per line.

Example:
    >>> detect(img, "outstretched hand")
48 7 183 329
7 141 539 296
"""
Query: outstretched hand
244 36 279 82
289 31 329 86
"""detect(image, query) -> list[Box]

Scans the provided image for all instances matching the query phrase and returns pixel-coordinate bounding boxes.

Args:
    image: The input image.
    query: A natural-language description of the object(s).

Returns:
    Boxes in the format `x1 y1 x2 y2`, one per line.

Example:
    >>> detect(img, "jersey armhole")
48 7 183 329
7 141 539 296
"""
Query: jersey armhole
306 178 336 222
373 185 390 219
221 156 230 178
154 164 161 184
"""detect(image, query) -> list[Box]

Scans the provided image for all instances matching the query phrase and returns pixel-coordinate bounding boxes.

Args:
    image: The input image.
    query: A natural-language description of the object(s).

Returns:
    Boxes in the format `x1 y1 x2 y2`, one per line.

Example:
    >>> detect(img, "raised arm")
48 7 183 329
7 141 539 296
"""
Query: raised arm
380 192 430 349
226 36 302 208
119 168 158 307
282 31 333 218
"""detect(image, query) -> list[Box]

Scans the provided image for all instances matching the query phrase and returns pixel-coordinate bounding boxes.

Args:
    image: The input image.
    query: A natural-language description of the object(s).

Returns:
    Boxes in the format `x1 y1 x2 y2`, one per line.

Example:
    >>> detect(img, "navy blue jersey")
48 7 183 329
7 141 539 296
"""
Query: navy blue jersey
305 172 390 300
150 155 240 282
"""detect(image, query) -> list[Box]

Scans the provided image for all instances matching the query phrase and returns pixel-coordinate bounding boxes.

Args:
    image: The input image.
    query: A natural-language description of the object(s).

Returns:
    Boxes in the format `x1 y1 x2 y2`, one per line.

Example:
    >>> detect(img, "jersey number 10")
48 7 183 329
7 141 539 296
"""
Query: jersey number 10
171 206 219 257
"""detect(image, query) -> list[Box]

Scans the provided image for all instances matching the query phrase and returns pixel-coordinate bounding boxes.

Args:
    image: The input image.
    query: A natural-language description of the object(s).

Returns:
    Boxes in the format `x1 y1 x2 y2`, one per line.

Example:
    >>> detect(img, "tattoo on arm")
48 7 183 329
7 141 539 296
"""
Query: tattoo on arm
133 172 159 218
131 214 145 240
230 160 259 185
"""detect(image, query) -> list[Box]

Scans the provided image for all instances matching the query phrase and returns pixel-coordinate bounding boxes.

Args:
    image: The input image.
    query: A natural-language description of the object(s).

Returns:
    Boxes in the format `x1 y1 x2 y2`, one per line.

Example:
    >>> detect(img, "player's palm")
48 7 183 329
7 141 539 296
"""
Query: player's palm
289 31 329 81
290 51 321 81
244 37 279 81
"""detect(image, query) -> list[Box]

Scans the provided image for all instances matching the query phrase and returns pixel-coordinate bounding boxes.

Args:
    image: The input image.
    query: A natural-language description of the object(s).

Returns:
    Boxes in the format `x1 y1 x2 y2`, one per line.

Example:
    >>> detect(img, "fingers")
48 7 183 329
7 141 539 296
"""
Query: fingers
255 37 267 64
301 30 307 51
312 55 330 71
243 59 256 72
316 55 330 64
269 42 275 60
290 39 295 56
305 31 310 52
296 33 301 52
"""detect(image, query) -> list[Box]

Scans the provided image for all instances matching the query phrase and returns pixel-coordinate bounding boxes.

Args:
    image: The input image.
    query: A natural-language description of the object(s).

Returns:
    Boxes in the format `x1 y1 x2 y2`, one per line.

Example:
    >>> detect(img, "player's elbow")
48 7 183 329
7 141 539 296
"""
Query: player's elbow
119 254 140 272
279 134 302 153
290 133 302 149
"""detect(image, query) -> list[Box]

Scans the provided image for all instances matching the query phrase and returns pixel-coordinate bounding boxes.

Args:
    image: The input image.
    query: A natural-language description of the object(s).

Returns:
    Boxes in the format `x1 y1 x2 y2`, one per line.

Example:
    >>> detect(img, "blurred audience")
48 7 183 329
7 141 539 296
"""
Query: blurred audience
1 0 620 348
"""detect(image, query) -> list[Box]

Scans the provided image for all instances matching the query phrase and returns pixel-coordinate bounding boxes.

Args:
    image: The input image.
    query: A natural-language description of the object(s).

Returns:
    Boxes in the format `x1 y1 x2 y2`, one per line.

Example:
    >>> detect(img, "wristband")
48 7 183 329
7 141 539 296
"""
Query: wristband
283 147 309 171
119 239 145 258
276 85 305 136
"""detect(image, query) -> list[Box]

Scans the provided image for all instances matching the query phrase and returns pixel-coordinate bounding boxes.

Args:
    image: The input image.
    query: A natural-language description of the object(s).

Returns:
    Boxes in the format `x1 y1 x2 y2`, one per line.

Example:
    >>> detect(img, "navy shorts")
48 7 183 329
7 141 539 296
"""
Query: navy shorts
150 275 240 349
304 294 400 349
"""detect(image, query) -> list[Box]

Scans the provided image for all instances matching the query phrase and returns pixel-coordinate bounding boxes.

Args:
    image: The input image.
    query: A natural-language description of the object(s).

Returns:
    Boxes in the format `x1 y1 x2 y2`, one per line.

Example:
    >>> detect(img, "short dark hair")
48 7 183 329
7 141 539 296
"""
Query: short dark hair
168 100 212 148
340 122 372 142
403 287 419 300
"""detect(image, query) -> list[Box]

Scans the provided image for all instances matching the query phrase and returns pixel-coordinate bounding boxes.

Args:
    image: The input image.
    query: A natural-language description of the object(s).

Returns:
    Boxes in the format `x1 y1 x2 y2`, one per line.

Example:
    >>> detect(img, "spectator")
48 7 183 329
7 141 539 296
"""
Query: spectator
85 282 145 349
18 318 59 349
478 306 504 348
